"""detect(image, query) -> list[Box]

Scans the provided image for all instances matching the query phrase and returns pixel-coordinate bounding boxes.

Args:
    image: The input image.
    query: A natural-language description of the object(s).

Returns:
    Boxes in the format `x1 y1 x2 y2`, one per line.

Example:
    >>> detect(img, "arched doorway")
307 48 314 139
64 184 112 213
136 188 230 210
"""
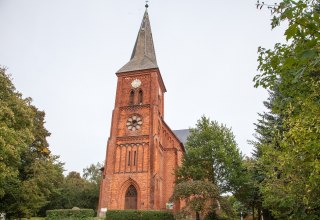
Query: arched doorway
125 185 137 209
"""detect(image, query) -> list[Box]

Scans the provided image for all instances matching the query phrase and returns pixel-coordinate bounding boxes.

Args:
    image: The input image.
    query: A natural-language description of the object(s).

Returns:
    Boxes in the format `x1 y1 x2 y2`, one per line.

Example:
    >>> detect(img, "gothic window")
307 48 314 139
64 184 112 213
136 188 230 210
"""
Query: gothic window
129 90 135 105
138 90 143 104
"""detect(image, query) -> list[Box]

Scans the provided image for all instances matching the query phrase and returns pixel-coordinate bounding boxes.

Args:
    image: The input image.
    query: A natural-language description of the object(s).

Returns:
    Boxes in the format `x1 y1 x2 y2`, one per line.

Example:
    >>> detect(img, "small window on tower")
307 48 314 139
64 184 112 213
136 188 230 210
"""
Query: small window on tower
134 151 137 166
138 90 143 104
129 90 135 105
128 151 131 166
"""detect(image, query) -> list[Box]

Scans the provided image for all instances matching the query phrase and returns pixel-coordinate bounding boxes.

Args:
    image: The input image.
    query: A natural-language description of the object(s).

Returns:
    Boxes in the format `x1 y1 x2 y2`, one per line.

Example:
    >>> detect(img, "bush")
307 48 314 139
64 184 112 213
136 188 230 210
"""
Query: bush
105 210 174 220
46 209 94 220
204 212 230 220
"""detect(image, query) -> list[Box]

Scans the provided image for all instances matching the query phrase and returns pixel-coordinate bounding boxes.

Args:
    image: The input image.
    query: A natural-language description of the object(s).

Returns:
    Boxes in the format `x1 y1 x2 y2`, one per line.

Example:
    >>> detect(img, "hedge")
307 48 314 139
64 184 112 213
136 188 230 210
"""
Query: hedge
105 210 174 220
46 209 95 220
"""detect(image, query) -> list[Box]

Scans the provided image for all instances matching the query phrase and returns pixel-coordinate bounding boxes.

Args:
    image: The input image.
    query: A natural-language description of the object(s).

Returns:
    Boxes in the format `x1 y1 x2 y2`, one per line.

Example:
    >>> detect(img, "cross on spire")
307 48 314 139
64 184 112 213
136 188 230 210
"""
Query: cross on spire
145 0 149 8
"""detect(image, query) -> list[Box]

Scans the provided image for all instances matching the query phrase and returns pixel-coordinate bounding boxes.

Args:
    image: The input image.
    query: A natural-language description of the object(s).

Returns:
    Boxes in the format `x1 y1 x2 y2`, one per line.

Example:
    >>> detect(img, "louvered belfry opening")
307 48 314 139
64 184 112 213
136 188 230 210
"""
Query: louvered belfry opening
125 185 138 209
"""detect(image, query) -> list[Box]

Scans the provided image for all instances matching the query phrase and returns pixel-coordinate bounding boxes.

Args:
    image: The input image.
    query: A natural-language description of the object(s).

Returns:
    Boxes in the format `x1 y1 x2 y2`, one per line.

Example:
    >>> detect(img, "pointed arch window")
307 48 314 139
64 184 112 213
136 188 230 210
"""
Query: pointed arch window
129 90 135 105
138 90 143 104
126 185 137 197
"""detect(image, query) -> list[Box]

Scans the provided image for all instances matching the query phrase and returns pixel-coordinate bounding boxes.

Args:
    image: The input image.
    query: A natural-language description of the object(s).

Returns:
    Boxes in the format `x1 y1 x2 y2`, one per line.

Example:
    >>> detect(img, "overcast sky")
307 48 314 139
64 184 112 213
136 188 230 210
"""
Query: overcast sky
0 0 285 174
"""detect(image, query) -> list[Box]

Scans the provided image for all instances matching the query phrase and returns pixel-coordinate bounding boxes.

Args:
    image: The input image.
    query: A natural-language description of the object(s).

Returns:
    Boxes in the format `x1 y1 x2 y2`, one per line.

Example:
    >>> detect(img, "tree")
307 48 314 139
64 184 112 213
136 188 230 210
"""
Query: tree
240 92 282 220
83 162 103 185
236 156 275 220
253 0 320 219
176 116 245 193
58 171 100 210
174 116 245 219
0 67 33 200
0 67 64 218
45 165 102 213
255 0 320 89
171 180 220 220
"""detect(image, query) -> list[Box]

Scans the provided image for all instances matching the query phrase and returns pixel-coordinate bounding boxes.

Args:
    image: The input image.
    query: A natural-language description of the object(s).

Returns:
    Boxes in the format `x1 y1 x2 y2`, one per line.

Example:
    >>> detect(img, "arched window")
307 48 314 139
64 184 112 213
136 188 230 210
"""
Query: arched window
138 90 143 104
129 90 134 105
125 185 137 209
128 151 131 166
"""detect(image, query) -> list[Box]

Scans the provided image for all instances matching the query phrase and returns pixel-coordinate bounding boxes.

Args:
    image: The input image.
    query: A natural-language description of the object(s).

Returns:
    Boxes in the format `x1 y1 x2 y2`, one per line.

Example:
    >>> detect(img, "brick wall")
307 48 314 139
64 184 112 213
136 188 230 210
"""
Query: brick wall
98 68 185 214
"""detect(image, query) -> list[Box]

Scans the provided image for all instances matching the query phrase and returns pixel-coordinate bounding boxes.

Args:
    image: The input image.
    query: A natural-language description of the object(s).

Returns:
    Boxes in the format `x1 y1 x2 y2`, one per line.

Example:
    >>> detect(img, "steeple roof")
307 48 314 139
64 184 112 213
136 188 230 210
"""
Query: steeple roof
117 9 158 73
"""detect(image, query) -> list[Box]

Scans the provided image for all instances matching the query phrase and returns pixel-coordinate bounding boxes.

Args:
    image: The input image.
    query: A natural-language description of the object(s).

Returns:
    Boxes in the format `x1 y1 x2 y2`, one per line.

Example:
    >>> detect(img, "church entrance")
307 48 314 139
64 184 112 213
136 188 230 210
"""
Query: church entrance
125 185 137 209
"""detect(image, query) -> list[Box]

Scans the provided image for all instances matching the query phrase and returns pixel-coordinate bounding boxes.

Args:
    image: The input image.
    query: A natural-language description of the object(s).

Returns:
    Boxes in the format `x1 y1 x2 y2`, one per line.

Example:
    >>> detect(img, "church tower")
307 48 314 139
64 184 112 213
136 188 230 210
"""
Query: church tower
98 7 185 214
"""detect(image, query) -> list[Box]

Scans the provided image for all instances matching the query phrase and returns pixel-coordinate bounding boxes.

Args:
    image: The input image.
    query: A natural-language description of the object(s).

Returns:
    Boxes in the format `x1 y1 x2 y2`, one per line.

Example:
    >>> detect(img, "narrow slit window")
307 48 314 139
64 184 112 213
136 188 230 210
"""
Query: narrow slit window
129 90 135 105
138 90 143 104
134 151 137 166
128 151 131 166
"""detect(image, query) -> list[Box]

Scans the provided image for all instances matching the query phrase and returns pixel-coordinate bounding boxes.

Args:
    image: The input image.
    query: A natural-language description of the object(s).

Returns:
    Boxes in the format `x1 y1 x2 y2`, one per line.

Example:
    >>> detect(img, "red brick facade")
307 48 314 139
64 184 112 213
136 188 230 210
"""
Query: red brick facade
97 9 185 215
97 68 185 214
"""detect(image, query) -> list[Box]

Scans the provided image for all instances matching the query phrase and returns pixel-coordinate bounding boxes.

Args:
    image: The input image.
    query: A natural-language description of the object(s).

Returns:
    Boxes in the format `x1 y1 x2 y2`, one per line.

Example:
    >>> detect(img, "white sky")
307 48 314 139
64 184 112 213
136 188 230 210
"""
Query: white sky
0 0 285 174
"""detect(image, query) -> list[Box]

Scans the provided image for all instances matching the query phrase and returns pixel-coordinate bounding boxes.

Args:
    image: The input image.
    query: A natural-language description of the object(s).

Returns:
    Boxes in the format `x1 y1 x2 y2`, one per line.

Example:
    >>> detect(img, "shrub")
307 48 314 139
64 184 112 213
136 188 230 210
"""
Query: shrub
105 210 174 220
46 209 94 220
204 212 232 220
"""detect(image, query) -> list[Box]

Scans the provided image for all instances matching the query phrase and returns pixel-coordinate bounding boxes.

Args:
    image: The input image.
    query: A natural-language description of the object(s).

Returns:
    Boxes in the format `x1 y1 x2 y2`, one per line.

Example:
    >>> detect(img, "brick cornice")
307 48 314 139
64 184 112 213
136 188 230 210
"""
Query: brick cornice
116 135 149 142
119 104 150 111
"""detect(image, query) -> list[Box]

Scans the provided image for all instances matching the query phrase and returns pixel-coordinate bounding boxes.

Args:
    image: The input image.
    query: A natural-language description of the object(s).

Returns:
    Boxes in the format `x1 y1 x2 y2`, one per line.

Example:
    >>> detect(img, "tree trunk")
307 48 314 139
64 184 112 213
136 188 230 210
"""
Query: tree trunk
258 206 261 220
262 208 277 220
196 211 200 220
252 206 255 220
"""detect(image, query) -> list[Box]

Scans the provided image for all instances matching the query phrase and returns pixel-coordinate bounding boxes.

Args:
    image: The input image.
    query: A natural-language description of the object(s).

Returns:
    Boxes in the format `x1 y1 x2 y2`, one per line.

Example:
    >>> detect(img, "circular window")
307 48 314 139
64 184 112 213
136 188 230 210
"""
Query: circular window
126 115 143 131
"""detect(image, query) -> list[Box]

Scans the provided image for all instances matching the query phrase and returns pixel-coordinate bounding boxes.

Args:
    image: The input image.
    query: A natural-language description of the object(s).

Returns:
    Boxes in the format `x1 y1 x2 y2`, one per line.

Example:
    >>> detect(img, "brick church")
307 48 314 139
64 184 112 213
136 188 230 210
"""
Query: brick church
98 7 189 215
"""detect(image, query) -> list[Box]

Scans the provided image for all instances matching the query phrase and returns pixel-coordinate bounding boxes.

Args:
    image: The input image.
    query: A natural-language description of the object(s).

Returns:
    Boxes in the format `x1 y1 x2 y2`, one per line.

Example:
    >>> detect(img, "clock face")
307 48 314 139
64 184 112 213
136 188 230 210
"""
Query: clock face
126 115 143 131
131 79 141 88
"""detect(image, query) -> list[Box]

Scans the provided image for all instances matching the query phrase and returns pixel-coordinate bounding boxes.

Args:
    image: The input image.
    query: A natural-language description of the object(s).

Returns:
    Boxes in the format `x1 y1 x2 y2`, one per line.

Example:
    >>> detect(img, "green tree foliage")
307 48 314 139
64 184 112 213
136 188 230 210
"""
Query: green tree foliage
83 162 103 185
45 165 102 213
62 172 93 209
174 116 245 219
255 0 320 89
82 162 103 211
177 116 245 193
237 157 272 220
0 67 33 199
253 0 320 219
0 67 64 218
171 180 220 220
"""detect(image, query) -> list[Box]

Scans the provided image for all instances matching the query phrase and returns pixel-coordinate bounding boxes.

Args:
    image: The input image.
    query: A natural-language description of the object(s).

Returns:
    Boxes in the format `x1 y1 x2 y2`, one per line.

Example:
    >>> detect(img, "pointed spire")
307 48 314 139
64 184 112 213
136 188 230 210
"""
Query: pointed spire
117 9 158 73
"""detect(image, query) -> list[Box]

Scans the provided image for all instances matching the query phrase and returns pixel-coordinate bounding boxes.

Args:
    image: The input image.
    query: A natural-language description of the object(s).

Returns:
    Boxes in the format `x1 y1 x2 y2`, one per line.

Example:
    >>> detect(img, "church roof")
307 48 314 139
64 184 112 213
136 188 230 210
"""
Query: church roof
173 129 190 145
117 9 158 73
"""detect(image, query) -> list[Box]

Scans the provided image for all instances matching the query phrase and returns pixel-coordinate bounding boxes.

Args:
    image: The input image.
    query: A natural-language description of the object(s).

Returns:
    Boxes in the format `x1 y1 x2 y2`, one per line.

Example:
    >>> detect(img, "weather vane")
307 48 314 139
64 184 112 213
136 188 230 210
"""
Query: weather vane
145 0 149 8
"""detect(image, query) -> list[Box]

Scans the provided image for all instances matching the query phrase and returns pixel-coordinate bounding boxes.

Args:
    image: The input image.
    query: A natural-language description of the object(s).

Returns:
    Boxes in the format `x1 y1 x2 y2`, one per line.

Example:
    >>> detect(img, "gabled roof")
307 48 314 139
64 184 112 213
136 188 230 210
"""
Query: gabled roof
173 129 190 145
117 9 158 73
